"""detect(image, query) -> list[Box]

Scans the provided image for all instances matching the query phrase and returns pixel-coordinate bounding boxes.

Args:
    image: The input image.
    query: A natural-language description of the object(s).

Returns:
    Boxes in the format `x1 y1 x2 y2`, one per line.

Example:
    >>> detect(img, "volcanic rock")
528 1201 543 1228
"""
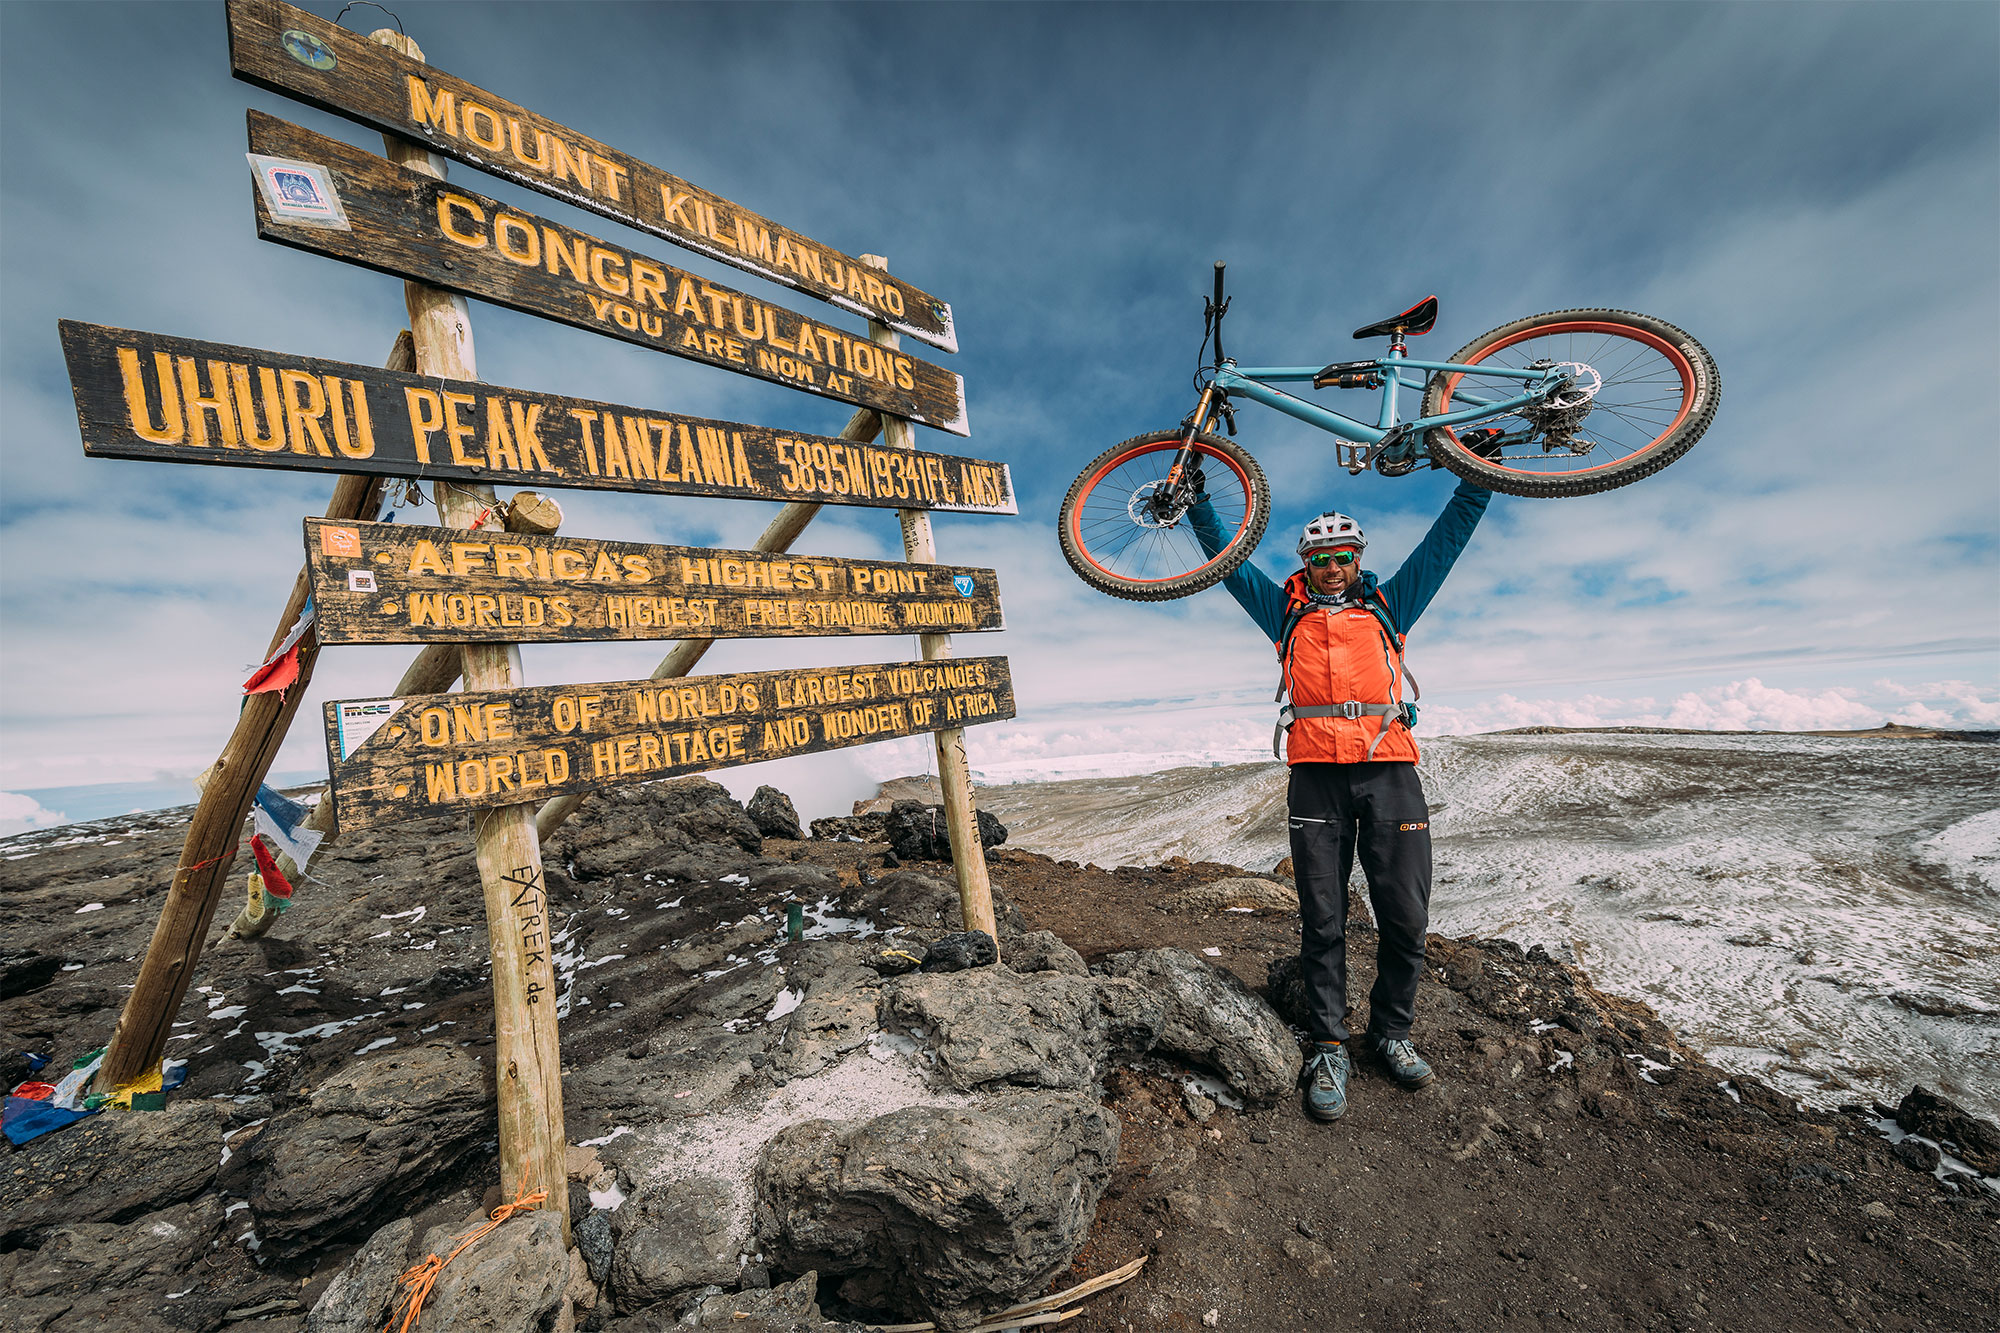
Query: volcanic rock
243 1043 492 1256
747 786 806 841
547 778 762 881
0 1099 227 1246
1158 876 1299 915
880 966 1161 1092
883 801 1009 863
920 930 997 972
1004 929 1089 975
608 1173 745 1310
1101 948 1303 1105
306 1216 412 1333
1896 1085 2000 1174
753 1094 1119 1331
409 1208 569 1333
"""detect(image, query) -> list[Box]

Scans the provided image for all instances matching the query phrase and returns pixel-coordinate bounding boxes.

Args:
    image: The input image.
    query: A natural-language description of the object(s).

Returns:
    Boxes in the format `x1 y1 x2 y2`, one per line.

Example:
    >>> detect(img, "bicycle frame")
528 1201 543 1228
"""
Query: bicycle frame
1198 345 1562 472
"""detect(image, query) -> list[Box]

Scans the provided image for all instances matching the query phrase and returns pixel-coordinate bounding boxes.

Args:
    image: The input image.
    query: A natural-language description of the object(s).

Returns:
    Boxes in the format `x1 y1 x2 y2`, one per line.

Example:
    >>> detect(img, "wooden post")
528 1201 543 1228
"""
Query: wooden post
94 343 406 1088
372 28 567 1239
861 255 999 946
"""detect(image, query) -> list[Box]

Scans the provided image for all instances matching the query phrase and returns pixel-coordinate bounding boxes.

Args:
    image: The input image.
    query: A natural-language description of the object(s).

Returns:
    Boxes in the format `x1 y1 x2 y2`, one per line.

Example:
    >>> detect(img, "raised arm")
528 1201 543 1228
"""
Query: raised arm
1189 495 1289 642
1379 479 1492 633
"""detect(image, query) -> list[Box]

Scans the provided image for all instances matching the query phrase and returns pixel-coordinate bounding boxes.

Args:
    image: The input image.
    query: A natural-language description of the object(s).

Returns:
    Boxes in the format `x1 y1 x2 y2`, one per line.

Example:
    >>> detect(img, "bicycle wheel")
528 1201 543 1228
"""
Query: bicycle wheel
1058 429 1270 601
1420 309 1718 497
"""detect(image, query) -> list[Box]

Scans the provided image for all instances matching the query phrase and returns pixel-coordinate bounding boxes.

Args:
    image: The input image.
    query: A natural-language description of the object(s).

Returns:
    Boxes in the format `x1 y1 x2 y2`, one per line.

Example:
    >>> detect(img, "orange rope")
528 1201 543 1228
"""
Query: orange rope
384 1171 549 1333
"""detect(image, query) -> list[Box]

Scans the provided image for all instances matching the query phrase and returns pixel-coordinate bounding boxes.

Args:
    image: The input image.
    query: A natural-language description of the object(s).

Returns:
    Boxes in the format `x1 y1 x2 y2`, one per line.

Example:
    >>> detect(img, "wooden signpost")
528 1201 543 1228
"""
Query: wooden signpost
225 0 958 352
304 519 1004 645
248 113 970 435
60 321 1012 512
75 11 1013 1254
324 657 1015 832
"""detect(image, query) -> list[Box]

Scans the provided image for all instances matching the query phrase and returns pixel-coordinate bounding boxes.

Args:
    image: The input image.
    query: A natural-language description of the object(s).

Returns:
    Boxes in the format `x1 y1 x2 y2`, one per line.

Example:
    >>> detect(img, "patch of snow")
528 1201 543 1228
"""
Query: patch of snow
357 1037 397 1054
579 1125 633 1148
61 962 83 972
75 903 105 913
765 988 805 1022
589 1181 627 1211
1547 1050 1574 1073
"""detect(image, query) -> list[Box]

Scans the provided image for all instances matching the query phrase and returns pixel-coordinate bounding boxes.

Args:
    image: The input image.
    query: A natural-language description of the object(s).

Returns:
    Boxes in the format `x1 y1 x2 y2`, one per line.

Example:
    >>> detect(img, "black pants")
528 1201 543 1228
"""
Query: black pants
1288 761 1433 1043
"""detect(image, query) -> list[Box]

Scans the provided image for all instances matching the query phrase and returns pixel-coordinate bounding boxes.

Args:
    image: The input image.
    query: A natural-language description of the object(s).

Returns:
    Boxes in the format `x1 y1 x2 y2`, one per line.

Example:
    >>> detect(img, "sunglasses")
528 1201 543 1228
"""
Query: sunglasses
1306 549 1359 568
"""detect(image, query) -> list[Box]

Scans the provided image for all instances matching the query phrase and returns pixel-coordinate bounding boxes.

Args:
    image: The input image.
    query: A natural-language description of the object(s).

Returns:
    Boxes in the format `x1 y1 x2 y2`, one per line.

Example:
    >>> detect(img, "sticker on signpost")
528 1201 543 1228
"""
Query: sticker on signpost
335 699 401 758
247 153 349 230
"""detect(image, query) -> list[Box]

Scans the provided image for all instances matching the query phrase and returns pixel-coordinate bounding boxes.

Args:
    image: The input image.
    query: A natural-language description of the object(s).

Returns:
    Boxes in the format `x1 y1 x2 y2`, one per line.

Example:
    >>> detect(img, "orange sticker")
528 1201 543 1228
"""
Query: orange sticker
321 526 362 558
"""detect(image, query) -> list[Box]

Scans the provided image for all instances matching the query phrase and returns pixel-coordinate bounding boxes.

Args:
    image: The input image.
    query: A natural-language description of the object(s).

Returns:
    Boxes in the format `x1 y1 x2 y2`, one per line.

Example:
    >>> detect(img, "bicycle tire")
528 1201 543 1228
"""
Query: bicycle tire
1420 309 1719 497
1058 429 1270 601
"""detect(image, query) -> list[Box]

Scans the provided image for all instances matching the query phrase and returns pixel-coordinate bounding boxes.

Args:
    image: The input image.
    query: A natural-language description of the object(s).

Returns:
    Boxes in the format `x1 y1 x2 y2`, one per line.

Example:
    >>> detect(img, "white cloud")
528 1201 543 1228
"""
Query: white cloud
0 791 69 836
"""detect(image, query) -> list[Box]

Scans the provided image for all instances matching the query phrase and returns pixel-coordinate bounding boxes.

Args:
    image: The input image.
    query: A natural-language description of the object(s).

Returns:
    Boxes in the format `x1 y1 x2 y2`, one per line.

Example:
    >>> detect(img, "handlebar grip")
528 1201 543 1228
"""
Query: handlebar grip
1213 261 1226 307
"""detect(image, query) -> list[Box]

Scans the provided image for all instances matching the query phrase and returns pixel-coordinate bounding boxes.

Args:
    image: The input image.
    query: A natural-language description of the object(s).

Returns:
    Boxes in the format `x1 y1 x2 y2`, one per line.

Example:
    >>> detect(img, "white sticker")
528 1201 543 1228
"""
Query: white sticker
346 570 377 592
247 153 350 230
336 700 401 758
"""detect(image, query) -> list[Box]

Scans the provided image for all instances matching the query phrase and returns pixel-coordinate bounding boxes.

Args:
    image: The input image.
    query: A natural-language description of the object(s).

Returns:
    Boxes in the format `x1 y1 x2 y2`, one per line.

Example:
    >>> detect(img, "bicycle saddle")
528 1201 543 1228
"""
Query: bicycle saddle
1352 296 1438 340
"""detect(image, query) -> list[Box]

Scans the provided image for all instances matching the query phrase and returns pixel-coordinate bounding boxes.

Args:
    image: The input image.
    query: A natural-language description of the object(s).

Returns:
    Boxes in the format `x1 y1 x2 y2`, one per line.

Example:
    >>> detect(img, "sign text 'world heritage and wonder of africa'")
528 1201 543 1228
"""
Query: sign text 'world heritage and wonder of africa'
248 114 968 435
305 519 1005 645
324 657 1016 830
59 322 1014 513
226 0 956 351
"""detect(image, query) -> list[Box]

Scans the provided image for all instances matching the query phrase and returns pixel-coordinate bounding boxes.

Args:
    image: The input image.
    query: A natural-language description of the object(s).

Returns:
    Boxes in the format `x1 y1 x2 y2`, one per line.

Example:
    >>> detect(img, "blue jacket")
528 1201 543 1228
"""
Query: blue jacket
1192 479 1491 641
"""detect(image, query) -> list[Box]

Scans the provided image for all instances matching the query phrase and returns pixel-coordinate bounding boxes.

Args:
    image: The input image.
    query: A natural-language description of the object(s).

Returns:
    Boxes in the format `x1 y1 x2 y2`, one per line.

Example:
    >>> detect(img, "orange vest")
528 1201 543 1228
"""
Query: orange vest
1276 571 1418 765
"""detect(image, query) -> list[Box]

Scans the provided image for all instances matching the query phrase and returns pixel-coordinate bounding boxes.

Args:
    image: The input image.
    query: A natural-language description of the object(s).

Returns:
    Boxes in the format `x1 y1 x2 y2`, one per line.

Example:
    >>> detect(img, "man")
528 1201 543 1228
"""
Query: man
1192 479 1490 1121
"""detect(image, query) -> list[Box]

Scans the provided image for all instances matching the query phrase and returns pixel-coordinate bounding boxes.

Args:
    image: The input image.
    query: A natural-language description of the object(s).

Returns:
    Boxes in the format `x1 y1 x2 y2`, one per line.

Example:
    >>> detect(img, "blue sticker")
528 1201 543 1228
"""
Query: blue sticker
281 29 337 72
953 575 975 597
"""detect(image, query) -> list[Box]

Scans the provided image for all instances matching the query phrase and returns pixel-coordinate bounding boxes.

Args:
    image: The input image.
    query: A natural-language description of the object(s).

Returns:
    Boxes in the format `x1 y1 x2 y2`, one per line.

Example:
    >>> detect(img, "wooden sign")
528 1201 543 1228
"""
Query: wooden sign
247 113 970 436
323 657 1015 831
305 519 1005 645
58 321 1014 513
226 0 957 353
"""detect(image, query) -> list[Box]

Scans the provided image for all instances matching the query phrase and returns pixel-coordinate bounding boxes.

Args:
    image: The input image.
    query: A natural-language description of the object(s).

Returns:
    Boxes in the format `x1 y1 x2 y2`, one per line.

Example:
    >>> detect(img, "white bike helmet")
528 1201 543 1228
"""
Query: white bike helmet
1297 511 1366 557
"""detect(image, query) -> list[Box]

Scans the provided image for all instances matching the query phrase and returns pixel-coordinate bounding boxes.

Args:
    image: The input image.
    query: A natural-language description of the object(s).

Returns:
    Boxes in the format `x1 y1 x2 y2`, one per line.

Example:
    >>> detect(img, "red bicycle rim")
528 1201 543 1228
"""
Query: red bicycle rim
1435 321 1695 477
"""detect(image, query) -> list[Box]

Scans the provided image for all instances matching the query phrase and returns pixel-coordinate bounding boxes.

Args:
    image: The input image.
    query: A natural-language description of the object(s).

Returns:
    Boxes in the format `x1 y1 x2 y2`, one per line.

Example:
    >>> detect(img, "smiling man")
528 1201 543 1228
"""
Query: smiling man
1193 479 1490 1122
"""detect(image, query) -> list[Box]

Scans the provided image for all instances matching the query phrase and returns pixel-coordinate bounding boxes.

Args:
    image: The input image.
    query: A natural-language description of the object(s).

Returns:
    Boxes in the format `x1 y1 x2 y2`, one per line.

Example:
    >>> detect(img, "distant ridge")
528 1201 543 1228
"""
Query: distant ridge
1483 722 1999 743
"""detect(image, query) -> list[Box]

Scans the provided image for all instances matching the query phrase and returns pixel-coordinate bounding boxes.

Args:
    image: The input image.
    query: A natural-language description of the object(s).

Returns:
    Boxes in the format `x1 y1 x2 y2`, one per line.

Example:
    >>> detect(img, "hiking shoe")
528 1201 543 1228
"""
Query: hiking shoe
1367 1034 1436 1089
1301 1043 1349 1121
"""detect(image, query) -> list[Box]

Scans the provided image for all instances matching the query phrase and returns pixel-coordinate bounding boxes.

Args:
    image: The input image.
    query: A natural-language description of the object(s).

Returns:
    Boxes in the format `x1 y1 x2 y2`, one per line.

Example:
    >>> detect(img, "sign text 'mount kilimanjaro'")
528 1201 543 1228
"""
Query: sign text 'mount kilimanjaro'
305 519 1005 645
248 114 969 435
59 322 1014 513
324 657 1015 831
226 0 956 352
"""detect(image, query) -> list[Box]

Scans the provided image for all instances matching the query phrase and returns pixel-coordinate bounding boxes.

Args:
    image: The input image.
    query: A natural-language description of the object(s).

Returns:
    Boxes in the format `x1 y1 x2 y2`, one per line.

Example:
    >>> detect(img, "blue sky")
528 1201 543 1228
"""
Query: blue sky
3 1 1996 829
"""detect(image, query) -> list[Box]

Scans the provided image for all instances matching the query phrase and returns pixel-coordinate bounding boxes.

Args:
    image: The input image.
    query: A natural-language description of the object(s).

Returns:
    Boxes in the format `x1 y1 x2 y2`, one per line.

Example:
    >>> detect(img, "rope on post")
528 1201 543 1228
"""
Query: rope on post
384 1172 550 1333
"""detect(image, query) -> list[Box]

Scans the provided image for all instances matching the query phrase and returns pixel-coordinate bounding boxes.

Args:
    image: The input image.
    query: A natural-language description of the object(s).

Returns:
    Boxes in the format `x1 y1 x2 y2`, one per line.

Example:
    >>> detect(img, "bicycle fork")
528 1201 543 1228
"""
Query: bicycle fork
1160 385 1225 513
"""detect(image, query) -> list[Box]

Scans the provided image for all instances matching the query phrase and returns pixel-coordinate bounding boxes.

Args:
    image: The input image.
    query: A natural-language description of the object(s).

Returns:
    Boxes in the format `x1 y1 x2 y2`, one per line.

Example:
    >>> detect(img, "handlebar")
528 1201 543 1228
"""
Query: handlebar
1211 261 1227 369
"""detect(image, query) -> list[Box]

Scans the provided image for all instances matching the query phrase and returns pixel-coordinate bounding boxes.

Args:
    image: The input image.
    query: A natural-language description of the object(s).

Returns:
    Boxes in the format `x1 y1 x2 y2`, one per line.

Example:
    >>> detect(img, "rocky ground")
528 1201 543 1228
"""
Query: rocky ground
2 780 1995 1333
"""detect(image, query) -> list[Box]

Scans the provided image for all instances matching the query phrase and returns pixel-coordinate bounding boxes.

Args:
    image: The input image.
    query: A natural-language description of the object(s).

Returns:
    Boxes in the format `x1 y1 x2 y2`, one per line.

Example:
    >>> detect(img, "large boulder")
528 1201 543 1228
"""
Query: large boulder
1005 929 1089 976
306 1216 413 1333
408 1209 569 1333
243 1043 492 1256
0 1099 227 1246
882 801 1007 863
754 1094 1119 1332
608 1173 745 1311
601 1271 872 1332
747 786 806 841
880 966 1160 1092
548 778 762 880
1102 948 1303 1105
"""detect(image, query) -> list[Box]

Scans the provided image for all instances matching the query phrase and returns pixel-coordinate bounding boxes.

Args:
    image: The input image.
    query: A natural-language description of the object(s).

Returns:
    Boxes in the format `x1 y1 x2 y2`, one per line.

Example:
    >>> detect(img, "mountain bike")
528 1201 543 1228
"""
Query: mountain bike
1058 263 1719 601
